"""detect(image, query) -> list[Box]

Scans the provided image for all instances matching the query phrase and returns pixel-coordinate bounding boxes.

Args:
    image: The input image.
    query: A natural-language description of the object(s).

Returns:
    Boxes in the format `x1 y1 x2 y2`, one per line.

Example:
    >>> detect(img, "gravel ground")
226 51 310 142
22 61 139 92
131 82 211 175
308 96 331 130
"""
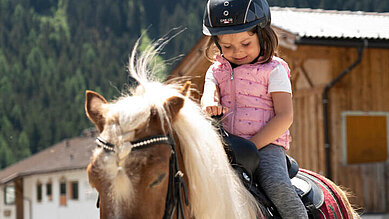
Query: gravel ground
360 214 389 219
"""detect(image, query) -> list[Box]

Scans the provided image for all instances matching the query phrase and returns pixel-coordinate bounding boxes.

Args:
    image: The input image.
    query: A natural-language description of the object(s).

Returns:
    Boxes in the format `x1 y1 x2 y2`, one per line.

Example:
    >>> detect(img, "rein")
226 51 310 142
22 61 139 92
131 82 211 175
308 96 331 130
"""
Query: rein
95 134 189 219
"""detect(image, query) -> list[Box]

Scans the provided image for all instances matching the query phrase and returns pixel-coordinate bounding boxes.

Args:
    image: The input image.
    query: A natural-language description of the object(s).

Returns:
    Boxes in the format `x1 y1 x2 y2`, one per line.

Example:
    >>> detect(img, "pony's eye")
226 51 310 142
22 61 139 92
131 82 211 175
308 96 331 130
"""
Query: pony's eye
149 173 167 188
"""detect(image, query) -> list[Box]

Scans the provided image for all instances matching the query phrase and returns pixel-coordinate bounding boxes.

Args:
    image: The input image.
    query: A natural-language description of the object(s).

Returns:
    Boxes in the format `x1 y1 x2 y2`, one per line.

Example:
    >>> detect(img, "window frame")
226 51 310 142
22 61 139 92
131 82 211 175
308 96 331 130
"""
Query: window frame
70 181 79 200
341 111 389 165
59 179 67 206
46 181 52 201
36 182 42 202
4 185 15 205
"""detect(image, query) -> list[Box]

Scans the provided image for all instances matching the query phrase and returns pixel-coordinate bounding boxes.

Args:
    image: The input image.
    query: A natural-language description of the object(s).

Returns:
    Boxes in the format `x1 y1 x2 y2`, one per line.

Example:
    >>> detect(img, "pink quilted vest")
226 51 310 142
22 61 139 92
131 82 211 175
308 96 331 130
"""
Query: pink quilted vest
211 55 292 150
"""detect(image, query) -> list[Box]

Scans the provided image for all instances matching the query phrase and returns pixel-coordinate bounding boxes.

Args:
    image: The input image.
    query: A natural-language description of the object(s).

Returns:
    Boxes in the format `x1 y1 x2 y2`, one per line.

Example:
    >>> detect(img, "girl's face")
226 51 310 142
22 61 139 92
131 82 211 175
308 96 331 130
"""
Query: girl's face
217 31 260 65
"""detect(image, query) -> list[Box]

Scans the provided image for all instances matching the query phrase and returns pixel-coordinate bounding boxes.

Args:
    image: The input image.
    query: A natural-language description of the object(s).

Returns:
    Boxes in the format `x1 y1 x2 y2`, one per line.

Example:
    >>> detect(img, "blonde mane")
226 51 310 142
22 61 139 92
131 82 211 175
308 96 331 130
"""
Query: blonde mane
173 96 259 218
124 38 260 218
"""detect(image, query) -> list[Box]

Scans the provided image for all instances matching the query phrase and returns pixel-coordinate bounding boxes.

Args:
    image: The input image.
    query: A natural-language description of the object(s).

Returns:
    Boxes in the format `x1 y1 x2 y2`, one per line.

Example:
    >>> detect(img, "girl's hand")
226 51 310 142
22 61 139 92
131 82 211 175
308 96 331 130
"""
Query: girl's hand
203 104 228 116
201 81 228 116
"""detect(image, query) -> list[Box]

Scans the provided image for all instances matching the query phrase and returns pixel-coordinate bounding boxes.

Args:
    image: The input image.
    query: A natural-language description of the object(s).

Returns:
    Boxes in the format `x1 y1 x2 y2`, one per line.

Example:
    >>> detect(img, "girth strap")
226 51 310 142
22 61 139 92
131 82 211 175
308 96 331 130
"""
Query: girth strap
306 203 321 219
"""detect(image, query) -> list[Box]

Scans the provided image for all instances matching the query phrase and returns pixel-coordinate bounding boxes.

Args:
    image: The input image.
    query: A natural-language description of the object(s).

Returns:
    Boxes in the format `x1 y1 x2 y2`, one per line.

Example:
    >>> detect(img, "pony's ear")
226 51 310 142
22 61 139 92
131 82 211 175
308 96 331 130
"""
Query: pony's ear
85 90 107 132
179 81 191 97
163 96 184 121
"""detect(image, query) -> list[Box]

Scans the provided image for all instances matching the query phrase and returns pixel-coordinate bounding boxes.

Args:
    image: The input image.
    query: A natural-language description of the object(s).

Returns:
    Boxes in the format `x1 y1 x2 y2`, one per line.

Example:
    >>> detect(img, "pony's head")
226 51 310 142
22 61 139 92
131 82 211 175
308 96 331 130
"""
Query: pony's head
85 39 260 219
85 84 189 218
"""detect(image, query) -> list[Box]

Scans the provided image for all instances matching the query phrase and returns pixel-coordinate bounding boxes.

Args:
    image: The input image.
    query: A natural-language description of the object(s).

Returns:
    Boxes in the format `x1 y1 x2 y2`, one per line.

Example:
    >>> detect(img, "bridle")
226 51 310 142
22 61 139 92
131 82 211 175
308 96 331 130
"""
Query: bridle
95 133 189 219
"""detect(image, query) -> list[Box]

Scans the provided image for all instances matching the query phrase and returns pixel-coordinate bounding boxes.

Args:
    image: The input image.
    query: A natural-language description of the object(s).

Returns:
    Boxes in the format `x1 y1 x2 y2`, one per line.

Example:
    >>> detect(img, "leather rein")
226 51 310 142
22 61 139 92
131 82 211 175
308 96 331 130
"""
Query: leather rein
95 133 189 219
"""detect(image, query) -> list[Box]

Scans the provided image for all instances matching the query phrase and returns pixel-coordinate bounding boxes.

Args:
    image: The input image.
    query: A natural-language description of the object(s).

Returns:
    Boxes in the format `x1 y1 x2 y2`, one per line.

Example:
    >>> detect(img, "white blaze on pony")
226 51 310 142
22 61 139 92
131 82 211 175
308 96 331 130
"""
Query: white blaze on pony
85 38 260 219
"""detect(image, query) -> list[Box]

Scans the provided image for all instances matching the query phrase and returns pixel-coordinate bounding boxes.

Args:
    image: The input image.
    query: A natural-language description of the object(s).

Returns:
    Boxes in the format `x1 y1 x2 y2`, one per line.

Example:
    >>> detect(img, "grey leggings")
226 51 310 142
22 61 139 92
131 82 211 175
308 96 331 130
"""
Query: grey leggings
256 144 308 219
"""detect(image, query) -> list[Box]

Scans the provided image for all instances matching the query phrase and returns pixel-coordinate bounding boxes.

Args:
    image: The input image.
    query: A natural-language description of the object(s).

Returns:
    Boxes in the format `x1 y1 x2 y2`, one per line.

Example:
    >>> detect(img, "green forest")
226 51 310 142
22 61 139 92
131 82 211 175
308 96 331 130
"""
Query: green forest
0 0 388 169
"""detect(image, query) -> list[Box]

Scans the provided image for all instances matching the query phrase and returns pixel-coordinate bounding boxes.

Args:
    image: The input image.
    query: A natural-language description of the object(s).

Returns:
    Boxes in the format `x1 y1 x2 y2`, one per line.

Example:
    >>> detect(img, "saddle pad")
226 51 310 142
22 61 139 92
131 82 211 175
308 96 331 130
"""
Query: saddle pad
299 169 349 219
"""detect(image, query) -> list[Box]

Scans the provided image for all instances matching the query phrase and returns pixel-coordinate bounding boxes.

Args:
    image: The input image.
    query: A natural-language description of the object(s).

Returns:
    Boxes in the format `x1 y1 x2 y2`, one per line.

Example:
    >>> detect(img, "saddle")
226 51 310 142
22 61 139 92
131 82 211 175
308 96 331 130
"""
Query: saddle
221 130 324 219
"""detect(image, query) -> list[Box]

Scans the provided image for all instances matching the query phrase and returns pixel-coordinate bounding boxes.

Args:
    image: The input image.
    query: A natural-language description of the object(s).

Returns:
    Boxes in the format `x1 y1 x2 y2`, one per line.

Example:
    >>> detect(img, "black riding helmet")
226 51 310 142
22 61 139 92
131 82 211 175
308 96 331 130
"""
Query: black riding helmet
202 0 271 36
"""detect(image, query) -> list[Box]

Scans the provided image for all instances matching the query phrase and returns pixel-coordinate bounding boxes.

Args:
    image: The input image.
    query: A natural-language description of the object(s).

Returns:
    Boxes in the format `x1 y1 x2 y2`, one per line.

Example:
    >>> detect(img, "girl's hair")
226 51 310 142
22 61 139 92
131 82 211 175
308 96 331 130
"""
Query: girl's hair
203 24 279 64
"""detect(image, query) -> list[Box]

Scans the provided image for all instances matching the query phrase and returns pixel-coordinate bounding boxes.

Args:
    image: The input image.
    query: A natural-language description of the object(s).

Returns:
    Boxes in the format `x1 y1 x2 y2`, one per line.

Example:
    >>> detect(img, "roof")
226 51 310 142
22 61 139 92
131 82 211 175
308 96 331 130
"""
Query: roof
271 7 389 40
0 132 96 184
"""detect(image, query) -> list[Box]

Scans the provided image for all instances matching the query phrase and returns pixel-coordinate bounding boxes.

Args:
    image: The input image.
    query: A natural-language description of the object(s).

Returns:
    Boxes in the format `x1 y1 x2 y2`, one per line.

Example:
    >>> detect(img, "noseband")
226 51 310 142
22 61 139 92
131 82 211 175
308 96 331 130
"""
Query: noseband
95 134 189 219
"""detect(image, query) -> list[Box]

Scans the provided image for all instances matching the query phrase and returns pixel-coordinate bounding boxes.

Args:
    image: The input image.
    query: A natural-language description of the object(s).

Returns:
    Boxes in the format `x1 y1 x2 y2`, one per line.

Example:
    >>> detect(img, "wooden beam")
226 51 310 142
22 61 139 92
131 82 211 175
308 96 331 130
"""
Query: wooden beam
293 85 325 98
15 178 24 219
280 45 333 60
300 64 314 88
272 26 298 51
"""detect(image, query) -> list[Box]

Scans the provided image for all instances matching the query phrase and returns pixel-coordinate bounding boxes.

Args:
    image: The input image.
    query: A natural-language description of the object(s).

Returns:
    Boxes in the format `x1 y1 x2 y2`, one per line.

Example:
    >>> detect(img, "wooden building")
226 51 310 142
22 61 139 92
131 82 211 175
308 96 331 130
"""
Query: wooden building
170 8 389 213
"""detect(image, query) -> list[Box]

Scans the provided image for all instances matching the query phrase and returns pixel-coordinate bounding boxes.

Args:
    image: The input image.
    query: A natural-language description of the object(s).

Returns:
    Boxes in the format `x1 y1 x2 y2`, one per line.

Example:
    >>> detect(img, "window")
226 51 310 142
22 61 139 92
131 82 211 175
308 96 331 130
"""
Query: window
60 182 66 195
37 183 42 202
46 182 52 201
60 181 67 206
69 181 79 200
342 111 389 164
4 185 15 205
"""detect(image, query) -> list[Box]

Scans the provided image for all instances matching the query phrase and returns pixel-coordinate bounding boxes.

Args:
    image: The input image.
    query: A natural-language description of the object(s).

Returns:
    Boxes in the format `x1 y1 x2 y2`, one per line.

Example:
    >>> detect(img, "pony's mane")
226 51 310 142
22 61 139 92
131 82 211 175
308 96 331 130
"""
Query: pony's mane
172 96 259 218
123 38 260 218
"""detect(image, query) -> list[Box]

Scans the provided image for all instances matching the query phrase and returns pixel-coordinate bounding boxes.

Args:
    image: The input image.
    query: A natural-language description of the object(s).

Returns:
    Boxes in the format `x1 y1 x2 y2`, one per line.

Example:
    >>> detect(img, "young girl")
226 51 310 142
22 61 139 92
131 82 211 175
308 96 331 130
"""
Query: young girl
201 0 308 218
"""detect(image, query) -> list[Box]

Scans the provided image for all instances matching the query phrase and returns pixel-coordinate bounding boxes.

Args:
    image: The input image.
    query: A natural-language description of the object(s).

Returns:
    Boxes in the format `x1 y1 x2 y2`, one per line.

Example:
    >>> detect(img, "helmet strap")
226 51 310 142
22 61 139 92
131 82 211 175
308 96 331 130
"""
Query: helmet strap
212 36 223 54
257 28 265 57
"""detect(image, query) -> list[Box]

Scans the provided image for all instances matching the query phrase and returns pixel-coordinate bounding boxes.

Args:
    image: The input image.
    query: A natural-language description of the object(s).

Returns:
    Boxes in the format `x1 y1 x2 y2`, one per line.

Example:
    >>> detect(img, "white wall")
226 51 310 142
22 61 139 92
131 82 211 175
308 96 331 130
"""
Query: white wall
0 169 99 219
24 169 99 219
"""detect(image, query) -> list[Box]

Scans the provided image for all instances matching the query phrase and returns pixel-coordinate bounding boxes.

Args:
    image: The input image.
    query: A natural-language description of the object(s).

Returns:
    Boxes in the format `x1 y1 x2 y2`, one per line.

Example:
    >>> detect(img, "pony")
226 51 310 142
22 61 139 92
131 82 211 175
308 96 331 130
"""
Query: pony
84 39 360 218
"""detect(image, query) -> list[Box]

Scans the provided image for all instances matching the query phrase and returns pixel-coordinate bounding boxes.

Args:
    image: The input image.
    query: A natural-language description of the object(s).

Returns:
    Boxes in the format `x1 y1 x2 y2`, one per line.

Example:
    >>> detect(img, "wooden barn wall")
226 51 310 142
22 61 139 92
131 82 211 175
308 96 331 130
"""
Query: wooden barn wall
169 36 212 100
280 45 389 213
